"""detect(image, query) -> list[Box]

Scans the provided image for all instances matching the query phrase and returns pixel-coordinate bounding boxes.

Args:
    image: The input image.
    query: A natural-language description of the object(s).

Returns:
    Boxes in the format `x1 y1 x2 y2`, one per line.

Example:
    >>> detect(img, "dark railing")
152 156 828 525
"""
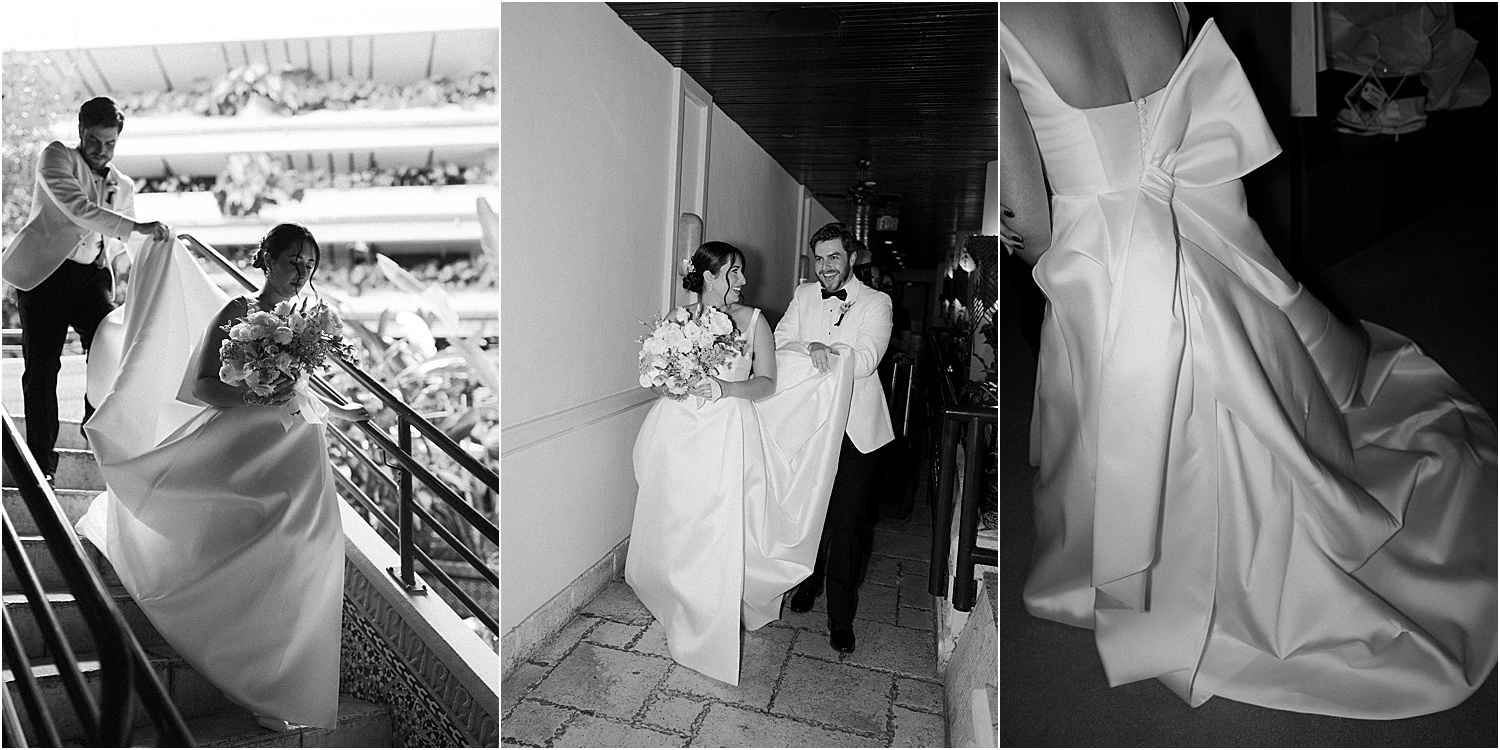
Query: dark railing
1 409 194 747
925 331 998 613
179 234 498 634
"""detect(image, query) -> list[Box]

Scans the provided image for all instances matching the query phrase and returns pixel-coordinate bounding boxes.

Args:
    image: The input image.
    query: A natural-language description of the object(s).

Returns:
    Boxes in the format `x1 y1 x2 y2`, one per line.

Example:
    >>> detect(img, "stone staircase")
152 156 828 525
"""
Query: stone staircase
3 416 393 747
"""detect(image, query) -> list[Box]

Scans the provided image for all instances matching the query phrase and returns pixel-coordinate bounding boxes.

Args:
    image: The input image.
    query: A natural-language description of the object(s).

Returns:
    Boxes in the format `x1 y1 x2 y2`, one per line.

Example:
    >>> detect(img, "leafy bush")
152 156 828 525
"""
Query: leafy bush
4 52 86 329
112 64 495 118
317 254 497 621
141 160 496 196
213 153 304 216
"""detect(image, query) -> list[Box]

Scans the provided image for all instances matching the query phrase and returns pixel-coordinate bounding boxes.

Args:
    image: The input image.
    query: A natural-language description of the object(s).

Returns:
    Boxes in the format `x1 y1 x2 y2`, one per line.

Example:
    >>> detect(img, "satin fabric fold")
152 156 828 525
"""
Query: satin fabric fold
743 345 856 629
1090 21 1283 611
1005 14 1497 718
76 236 342 728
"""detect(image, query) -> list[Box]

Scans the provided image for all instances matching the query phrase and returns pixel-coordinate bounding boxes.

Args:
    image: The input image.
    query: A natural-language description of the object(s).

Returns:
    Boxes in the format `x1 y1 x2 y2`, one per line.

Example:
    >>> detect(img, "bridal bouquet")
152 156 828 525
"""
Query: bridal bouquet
637 307 746 401
219 298 356 405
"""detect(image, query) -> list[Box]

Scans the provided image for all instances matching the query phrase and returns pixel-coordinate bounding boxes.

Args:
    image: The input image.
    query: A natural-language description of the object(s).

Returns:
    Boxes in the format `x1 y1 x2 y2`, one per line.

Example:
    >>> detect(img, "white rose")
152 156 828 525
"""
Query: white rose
705 311 732 336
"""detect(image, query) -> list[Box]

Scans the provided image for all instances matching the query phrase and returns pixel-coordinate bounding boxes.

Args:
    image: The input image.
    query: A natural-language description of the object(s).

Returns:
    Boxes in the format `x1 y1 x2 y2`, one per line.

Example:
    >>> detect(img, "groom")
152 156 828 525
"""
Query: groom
776 222 894 652
2 96 169 479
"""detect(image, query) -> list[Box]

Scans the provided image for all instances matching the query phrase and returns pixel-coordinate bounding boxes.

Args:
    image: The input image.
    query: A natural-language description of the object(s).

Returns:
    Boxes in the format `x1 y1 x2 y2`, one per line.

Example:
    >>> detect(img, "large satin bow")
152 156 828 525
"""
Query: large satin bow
1092 20 1281 611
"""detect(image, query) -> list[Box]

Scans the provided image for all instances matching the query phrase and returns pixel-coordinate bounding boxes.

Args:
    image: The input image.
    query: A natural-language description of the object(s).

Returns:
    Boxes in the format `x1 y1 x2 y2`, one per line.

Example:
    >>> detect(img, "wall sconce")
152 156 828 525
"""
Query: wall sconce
958 250 977 273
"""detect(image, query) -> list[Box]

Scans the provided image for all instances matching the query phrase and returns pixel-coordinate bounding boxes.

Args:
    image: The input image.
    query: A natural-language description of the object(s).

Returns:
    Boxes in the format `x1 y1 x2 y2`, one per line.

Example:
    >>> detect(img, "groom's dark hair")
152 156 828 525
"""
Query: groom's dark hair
78 97 125 132
808 222 855 253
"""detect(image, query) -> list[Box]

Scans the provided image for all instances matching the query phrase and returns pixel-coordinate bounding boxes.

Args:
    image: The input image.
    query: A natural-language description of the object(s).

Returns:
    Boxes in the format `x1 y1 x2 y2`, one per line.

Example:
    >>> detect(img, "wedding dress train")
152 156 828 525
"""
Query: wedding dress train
627 309 856 684
75 236 342 728
1004 13 1497 718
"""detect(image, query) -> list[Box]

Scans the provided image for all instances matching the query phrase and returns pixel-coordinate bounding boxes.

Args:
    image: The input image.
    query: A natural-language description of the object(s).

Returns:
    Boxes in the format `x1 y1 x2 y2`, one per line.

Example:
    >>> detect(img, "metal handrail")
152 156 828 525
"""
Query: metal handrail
178 233 498 633
924 330 998 612
1 408 194 746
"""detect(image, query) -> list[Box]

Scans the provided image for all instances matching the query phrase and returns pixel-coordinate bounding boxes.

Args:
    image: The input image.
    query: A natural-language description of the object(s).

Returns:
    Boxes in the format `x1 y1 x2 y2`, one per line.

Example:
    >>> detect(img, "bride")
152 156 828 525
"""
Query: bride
1002 2 1496 718
77 223 369 731
626 241 777 685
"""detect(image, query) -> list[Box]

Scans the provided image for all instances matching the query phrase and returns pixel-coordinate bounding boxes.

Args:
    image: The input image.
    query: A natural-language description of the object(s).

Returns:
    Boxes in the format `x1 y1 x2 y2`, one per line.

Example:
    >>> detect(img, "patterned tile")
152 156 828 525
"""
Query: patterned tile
339 597 476 746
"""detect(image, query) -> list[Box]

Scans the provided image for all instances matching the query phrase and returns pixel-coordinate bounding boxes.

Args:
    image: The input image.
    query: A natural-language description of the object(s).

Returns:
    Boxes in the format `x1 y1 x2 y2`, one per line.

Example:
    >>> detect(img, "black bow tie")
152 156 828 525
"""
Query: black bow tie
821 288 847 301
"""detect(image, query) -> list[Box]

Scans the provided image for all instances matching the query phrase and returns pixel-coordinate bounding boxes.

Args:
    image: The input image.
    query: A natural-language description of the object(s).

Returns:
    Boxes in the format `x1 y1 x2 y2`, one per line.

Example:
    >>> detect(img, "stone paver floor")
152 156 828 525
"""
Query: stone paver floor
503 505 946 747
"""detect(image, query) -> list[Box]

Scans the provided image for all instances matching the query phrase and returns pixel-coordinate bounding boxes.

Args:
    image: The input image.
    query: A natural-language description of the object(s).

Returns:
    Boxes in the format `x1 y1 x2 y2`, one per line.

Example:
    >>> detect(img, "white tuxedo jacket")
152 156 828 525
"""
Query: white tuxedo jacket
2 141 138 291
775 276 895 453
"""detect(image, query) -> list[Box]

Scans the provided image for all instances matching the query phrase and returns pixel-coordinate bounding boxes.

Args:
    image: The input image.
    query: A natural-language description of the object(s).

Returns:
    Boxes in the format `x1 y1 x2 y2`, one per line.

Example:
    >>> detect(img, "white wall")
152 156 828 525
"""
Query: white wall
500 2 835 635
703 109 805 325
501 2 674 632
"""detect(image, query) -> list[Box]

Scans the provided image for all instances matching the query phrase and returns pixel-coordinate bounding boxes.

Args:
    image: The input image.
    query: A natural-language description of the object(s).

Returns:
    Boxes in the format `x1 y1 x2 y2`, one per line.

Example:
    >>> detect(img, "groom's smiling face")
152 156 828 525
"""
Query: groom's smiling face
813 239 852 292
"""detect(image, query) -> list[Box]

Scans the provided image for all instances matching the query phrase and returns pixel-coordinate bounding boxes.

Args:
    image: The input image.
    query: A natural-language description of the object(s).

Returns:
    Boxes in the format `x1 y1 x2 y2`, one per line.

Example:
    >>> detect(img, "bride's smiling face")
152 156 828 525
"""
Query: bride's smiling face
707 255 747 305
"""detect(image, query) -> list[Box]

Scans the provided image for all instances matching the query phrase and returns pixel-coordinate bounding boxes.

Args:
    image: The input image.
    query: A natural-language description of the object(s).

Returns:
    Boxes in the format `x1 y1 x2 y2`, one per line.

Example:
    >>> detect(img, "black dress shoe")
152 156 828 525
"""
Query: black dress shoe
829 625 856 653
788 589 818 613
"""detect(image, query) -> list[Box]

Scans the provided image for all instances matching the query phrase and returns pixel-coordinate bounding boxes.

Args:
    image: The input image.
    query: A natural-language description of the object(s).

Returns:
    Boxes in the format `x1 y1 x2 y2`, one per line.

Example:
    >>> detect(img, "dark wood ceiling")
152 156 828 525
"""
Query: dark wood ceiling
608 2 997 269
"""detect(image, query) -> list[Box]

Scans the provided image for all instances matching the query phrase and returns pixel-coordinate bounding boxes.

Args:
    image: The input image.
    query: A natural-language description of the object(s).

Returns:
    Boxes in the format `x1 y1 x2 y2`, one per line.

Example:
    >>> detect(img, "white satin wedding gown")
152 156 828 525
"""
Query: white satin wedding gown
75 236 343 728
1005 12 1498 718
628 308 856 685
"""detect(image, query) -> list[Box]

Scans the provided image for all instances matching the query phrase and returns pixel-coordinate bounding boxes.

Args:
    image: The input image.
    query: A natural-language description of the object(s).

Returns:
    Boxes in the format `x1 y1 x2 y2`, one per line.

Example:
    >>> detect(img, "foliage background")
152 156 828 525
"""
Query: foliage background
4 52 84 328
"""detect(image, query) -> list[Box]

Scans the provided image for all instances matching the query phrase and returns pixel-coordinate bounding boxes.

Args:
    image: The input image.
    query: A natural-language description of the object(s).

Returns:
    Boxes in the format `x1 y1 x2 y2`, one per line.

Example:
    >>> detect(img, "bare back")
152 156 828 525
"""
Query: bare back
1001 3 1187 109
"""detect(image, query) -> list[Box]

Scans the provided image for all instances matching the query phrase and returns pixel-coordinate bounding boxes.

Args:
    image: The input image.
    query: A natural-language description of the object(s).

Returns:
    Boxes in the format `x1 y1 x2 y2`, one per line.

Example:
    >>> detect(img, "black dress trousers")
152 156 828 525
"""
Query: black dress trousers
17 260 114 475
798 434 880 627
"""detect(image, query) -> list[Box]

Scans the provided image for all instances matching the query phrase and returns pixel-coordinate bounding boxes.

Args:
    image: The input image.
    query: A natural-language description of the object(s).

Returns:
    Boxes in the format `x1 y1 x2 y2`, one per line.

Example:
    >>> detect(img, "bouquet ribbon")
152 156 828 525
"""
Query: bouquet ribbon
276 386 329 432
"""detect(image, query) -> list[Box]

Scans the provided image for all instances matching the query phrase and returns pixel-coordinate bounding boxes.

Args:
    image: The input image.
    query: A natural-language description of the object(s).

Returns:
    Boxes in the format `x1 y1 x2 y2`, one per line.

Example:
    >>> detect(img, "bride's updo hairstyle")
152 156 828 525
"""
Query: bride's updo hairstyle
682 241 744 295
252 222 322 295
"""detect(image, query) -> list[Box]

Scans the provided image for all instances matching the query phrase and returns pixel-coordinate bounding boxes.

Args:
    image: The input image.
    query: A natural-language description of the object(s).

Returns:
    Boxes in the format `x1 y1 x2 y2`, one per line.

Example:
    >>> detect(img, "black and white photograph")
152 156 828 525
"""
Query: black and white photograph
1 1 499 746
1001 2 1497 746
500 2 997 747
